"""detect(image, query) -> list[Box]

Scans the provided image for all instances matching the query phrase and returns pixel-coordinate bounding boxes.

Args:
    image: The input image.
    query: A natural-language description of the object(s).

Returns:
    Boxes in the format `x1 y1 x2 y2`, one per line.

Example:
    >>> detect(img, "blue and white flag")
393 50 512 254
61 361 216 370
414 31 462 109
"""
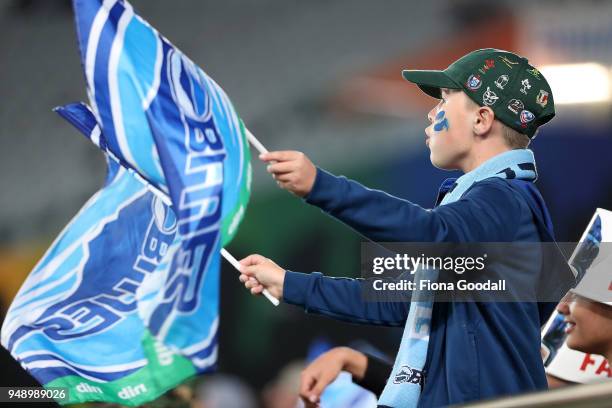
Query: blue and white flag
1 0 251 404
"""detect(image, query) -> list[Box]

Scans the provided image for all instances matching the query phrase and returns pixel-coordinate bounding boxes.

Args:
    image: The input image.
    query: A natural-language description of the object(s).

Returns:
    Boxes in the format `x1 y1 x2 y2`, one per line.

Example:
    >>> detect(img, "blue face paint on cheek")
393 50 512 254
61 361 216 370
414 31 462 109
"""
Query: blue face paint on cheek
433 110 449 132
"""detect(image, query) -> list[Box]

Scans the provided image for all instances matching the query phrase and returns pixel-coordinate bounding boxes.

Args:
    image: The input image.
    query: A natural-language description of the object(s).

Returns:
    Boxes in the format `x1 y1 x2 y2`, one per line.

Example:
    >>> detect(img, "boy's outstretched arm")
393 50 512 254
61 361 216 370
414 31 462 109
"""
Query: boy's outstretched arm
238 254 410 326
261 151 519 243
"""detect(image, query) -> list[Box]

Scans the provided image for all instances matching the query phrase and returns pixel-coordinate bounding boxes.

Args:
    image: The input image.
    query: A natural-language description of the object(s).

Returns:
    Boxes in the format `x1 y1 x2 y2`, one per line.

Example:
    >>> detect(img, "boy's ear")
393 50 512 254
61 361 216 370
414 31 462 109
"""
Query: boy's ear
472 106 495 136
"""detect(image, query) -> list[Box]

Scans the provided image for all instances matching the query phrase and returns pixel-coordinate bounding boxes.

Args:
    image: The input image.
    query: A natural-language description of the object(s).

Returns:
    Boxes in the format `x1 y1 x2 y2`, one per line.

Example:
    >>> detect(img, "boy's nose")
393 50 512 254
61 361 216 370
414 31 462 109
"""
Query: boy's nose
556 293 572 315
427 107 436 123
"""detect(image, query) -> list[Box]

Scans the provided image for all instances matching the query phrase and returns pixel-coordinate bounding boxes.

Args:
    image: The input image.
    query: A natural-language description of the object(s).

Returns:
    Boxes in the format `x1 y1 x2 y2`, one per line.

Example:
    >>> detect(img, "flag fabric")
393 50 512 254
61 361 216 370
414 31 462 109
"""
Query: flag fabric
2 104 197 405
71 0 250 248
1 0 251 403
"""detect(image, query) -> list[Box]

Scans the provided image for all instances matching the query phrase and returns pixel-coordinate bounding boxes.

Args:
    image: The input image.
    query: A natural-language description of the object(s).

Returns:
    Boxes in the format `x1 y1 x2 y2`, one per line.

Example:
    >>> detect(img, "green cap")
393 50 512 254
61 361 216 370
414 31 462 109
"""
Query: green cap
402 48 555 138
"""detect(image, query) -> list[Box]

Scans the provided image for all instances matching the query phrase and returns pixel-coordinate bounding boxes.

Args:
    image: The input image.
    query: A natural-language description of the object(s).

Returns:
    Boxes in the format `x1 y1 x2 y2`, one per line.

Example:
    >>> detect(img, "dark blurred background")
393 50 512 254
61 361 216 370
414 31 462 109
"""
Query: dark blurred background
1 0 611 407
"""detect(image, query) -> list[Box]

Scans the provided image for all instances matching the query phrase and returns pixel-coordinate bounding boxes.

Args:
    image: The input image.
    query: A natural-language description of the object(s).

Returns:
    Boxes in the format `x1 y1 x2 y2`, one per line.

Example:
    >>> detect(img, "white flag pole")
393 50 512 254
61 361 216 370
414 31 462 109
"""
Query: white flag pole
245 128 269 155
221 248 280 306
225 128 280 306
145 185 279 305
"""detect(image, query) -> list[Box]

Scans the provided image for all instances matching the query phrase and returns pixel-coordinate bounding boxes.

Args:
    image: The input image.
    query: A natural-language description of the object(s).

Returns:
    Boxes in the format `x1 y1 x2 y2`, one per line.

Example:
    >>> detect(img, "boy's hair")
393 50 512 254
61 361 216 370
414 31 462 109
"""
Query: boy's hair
461 90 531 149
501 124 531 149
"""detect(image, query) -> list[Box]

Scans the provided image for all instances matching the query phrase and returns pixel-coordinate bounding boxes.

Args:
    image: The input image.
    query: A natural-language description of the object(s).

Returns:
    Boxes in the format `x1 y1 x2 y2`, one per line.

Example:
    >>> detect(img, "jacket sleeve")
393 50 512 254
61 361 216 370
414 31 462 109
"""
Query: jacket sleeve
282 271 410 326
304 168 521 242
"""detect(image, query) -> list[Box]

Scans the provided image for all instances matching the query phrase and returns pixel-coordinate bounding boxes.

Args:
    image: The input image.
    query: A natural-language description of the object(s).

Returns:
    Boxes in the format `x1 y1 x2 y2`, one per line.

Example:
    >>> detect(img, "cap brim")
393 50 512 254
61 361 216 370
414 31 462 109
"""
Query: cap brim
401 70 461 99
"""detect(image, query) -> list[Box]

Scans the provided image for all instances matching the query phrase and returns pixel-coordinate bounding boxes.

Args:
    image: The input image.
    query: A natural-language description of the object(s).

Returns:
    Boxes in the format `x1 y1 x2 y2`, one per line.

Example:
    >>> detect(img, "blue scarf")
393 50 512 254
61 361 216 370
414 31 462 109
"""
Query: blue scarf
377 149 537 408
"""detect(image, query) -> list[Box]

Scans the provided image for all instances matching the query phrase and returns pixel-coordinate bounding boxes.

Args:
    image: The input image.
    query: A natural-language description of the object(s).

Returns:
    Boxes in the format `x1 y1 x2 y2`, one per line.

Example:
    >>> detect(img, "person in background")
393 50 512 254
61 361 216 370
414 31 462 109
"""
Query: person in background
557 292 612 369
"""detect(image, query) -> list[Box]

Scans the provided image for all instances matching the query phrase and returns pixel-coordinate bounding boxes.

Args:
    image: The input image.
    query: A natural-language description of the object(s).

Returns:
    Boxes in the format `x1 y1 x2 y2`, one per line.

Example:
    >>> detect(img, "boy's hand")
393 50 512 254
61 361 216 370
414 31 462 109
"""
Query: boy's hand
260 151 317 197
299 347 368 405
239 254 285 299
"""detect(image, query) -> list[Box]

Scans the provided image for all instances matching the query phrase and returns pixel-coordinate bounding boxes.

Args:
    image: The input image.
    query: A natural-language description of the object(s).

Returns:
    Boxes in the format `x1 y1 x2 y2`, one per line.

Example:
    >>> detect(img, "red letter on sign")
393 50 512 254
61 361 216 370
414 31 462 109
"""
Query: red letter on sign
595 359 612 377
580 354 596 371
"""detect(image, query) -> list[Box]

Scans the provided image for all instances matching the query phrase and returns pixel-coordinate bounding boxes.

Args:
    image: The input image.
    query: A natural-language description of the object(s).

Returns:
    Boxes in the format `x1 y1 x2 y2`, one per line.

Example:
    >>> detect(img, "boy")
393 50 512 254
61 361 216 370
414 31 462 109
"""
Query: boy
240 49 563 407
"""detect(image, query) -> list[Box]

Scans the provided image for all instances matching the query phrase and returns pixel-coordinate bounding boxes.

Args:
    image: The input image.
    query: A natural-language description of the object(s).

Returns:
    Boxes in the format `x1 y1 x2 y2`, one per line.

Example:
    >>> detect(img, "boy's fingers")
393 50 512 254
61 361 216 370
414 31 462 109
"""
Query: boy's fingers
267 161 296 174
274 173 293 182
238 254 257 266
241 265 261 277
310 372 334 400
277 180 292 190
299 372 317 398
260 151 298 162
239 254 266 267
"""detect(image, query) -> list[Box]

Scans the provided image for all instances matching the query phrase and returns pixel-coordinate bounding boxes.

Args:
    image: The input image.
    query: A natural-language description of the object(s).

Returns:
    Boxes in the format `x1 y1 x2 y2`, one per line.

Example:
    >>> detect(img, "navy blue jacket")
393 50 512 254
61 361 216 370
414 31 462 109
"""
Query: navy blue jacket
282 168 563 407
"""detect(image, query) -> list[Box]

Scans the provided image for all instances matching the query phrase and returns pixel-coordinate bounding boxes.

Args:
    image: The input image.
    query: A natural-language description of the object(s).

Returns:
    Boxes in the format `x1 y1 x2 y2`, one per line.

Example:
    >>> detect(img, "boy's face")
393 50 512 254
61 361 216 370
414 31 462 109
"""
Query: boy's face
557 293 612 356
425 89 476 170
